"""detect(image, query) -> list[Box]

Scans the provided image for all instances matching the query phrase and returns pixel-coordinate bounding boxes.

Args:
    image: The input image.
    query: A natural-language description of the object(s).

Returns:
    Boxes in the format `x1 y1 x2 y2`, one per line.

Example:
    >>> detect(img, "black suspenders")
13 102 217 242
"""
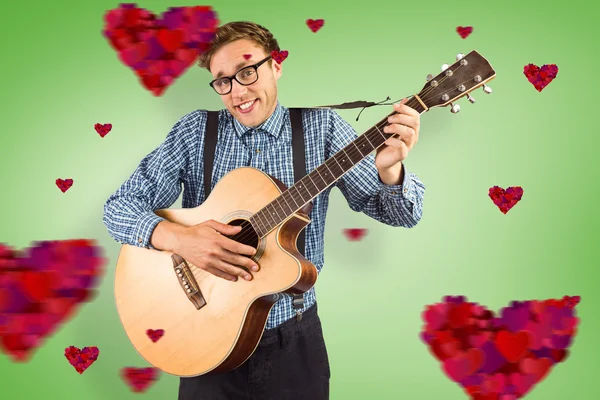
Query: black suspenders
204 109 307 319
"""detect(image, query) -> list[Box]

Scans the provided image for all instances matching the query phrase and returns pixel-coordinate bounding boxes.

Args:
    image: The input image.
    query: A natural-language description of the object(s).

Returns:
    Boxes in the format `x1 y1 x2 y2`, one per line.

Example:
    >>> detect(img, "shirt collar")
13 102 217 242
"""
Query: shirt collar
231 101 285 139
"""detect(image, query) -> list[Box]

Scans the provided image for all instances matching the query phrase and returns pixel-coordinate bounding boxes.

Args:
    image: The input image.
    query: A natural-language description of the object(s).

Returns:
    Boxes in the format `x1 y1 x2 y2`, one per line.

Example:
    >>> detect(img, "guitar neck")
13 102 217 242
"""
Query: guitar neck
249 97 427 238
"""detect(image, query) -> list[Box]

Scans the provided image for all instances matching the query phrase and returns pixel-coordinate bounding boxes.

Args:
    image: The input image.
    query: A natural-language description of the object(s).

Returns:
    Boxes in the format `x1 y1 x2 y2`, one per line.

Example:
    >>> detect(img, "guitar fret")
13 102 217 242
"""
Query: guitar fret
284 190 300 209
352 141 366 158
304 171 320 196
373 124 388 141
312 166 327 190
279 191 295 214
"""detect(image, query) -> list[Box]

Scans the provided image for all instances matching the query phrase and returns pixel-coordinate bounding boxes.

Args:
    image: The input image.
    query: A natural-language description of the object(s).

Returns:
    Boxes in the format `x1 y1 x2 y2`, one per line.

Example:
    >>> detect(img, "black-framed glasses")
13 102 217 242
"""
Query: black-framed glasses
209 56 272 95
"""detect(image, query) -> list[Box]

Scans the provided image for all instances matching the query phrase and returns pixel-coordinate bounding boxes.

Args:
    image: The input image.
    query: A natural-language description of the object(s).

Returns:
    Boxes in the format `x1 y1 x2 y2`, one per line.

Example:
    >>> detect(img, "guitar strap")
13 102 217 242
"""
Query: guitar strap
203 99 391 320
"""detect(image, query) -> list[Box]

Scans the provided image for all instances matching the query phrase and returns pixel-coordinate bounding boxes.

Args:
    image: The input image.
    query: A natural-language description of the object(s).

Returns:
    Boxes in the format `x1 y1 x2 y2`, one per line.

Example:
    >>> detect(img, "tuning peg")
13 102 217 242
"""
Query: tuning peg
483 84 492 94
456 53 465 60
441 64 449 71
467 94 475 103
450 103 460 113
426 74 433 81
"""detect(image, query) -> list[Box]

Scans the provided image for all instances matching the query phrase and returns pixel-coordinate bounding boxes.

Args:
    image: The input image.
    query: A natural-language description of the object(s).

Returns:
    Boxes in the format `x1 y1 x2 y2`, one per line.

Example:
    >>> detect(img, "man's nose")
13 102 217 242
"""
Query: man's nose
230 79 248 97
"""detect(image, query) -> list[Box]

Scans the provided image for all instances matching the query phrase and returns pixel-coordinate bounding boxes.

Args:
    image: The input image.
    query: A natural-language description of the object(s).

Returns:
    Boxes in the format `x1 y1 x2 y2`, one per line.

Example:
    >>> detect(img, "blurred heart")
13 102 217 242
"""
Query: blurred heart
102 4 219 96
456 26 473 39
121 367 160 392
420 296 580 398
306 19 324 33
0 240 106 361
342 228 368 241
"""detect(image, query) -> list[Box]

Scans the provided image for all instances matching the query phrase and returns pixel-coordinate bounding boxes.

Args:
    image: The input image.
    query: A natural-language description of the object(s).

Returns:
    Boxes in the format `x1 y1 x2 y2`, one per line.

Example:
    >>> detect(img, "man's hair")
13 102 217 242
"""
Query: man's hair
198 21 280 72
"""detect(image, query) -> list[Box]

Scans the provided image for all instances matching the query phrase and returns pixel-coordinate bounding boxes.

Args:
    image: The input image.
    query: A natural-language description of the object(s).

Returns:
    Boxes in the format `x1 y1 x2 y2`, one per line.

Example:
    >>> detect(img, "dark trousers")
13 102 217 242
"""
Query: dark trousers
178 303 330 400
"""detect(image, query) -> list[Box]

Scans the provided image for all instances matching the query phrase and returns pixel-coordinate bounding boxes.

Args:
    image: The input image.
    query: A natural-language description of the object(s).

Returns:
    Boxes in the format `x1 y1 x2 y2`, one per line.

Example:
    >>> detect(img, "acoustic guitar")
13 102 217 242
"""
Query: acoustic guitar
114 50 496 377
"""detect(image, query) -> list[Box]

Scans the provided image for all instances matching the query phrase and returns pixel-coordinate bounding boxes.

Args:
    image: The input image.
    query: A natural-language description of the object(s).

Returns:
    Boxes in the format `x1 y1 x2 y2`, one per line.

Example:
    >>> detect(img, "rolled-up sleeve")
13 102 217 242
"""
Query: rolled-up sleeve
103 111 202 248
327 109 425 228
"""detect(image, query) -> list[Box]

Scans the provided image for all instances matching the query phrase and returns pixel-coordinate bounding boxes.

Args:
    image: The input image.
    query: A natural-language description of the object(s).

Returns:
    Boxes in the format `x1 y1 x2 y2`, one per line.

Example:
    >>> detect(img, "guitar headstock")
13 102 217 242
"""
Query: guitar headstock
416 51 496 113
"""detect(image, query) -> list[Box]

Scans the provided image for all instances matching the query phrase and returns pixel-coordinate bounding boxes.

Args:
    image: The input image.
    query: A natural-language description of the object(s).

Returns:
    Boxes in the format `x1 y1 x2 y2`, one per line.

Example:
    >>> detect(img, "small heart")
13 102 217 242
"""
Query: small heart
495 331 530 362
56 179 74 193
523 64 558 92
306 19 324 33
64 346 99 374
488 186 523 214
94 123 112 138
243 54 252 60
342 228 368 241
271 50 289 64
146 329 164 343
456 26 473 39
520 356 553 381
121 367 160 392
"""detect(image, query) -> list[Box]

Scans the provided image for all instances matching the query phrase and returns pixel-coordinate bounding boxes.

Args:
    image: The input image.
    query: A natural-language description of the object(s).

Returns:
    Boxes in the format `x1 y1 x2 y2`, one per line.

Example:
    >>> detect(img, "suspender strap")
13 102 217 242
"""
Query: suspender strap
289 108 306 259
289 108 306 317
204 111 219 198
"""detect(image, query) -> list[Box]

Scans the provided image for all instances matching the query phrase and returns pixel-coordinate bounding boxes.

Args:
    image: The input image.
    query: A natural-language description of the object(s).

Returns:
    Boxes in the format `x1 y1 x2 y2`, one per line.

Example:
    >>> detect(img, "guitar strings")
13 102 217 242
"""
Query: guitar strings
192 62 477 262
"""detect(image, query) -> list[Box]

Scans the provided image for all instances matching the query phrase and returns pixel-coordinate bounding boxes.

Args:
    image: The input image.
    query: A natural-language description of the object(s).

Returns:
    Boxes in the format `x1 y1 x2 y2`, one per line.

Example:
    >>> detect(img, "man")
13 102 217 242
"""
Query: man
103 21 425 400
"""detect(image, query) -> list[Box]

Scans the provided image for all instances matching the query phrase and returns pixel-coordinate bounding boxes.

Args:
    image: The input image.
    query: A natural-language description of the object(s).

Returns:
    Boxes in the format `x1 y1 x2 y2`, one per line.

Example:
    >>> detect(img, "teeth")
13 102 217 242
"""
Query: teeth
239 100 255 110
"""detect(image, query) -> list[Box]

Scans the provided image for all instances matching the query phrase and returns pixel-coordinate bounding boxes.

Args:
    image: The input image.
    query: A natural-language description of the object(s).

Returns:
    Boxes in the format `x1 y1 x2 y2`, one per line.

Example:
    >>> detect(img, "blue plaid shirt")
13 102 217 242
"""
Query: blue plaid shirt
103 101 426 329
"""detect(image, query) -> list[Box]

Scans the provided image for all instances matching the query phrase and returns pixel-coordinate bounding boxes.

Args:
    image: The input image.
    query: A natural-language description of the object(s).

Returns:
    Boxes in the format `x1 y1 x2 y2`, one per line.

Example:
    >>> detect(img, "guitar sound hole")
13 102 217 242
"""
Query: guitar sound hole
226 219 259 256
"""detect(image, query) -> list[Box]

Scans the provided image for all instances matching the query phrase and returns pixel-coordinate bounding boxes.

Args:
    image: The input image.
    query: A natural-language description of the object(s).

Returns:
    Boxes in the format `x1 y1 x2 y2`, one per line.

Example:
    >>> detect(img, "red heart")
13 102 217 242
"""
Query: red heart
520 356 553 381
102 5 219 96
488 186 523 214
94 123 112 138
523 63 558 92
55 178 74 193
0 240 105 361
121 367 160 392
243 54 252 60
64 346 100 374
146 329 164 343
271 50 289 64
456 26 473 39
306 19 325 33
495 331 530 362
342 228 368 241
420 296 580 398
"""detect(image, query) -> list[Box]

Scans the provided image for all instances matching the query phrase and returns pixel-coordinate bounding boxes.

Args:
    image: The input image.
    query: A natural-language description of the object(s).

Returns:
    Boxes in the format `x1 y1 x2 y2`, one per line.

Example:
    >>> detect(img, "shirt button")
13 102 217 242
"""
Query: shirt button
256 149 260 153
138 238 142 243
403 188 408 194
391 191 397 195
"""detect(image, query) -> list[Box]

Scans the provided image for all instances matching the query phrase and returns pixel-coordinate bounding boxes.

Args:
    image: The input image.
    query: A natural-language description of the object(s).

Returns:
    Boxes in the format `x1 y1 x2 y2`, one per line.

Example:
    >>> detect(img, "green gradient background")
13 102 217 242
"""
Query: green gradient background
0 0 598 398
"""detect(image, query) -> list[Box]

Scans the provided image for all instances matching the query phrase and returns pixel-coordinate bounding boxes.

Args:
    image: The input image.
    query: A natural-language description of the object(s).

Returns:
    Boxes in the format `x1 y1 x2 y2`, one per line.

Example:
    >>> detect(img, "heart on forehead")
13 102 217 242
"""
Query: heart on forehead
420 296 580 399
0 240 106 362
523 64 558 92
488 186 523 214
102 4 219 96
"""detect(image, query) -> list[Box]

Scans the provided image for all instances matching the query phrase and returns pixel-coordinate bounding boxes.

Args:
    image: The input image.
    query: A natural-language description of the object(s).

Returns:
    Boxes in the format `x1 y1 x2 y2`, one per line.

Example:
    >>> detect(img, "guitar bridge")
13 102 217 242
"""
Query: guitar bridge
171 254 207 310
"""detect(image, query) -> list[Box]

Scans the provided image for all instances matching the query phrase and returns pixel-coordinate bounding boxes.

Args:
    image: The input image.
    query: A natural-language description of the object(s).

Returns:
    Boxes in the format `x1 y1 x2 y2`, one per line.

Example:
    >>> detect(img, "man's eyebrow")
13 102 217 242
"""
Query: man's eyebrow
215 61 251 79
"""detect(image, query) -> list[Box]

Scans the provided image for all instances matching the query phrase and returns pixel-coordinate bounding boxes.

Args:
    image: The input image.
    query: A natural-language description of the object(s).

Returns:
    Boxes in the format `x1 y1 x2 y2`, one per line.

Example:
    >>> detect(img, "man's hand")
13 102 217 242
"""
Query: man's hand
154 219 258 282
375 98 420 184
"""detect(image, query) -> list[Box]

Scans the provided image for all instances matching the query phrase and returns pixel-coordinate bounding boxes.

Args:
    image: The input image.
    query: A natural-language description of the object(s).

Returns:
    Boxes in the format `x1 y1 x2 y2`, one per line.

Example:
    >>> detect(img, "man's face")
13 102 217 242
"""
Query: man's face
210 39 282 127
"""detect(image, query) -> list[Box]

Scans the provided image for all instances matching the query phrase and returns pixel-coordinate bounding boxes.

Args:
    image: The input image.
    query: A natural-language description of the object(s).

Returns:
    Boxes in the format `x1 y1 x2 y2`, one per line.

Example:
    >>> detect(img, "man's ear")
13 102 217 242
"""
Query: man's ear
272 60 282 80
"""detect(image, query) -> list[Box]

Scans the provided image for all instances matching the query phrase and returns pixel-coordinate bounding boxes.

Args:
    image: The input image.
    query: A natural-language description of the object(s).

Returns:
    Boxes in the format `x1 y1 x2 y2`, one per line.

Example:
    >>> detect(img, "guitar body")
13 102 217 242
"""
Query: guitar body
114 167 318 377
